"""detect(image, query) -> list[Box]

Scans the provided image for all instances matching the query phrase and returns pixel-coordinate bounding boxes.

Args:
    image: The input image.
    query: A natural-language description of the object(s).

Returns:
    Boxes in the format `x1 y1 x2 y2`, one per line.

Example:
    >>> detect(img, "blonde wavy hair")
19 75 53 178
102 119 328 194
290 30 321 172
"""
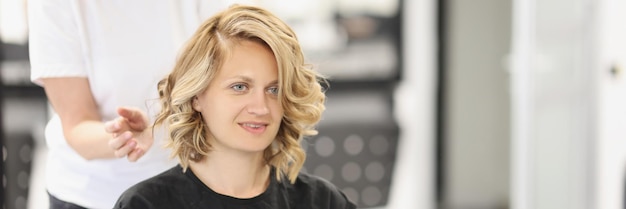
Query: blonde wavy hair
153 4 326 183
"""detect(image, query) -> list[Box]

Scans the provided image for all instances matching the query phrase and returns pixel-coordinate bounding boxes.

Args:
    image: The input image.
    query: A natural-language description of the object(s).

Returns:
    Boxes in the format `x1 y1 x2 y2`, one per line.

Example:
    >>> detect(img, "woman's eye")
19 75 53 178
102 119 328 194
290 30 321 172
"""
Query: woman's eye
231 84 247 91
267 86 279 95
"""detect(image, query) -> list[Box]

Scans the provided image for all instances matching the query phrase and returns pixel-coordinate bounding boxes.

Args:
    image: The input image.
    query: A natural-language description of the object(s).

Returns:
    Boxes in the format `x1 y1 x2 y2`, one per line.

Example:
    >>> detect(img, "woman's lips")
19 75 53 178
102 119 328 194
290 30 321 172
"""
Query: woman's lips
239 122 267 134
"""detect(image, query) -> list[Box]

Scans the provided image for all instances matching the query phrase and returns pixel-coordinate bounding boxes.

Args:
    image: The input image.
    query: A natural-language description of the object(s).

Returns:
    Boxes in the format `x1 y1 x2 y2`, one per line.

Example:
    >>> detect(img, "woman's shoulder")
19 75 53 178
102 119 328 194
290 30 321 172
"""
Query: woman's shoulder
114 165 193 209
279 172 357 209
292 172 339 191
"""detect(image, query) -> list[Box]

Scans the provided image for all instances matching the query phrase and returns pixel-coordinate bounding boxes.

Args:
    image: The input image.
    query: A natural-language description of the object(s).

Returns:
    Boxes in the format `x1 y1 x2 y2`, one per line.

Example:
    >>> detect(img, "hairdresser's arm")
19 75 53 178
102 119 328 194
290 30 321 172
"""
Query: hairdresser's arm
41 77 138 160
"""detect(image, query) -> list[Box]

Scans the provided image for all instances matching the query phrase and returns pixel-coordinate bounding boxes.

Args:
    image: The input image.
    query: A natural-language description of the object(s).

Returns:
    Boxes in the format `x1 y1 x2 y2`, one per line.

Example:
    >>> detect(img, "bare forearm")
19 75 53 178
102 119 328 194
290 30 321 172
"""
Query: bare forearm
41 77 119 160
66 120 117 160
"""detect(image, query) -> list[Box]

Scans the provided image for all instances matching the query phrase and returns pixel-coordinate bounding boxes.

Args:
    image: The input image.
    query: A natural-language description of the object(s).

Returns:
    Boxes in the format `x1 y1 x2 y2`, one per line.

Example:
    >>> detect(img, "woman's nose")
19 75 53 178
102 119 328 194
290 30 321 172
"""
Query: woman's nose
246 90 269 115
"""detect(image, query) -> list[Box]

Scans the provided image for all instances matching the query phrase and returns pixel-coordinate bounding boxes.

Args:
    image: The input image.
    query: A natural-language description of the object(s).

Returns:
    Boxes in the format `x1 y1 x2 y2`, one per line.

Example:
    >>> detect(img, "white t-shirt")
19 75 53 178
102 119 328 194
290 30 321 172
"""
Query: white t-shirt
27 0 242 208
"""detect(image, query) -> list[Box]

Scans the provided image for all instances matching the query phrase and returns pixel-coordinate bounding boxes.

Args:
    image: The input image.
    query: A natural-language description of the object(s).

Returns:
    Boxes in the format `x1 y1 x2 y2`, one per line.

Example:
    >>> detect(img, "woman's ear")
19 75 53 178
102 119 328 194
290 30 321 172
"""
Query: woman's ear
192 96 201 111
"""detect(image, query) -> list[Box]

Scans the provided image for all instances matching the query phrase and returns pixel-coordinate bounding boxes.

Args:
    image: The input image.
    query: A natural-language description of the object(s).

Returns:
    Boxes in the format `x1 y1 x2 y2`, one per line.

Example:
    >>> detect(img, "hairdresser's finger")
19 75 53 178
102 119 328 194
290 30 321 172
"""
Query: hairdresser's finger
104 118 122 133
108 131 132 151
126 148 145 162
113 139 137 158
117 107 148 130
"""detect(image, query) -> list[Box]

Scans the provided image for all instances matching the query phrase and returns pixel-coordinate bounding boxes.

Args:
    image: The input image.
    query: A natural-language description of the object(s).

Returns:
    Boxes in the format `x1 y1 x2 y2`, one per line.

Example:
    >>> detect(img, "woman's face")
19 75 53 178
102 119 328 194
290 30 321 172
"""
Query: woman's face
193 40 283 154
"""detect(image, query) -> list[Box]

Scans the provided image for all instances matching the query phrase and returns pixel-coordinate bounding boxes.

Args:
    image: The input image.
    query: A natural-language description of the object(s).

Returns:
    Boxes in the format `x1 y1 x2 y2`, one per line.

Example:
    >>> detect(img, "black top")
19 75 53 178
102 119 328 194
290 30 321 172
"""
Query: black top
114 165 357 209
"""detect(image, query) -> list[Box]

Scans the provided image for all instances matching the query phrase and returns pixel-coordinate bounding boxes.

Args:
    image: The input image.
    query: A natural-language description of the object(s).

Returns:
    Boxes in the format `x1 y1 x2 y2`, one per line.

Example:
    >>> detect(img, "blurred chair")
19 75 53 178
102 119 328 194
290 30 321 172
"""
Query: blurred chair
303 82 399 208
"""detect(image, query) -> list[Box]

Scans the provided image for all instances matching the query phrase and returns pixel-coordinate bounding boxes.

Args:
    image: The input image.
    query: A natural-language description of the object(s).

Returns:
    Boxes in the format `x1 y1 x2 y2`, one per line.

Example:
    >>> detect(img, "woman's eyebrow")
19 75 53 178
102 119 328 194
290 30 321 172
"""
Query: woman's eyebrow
224 76 278 86
226 75 253 83
267 80 279 86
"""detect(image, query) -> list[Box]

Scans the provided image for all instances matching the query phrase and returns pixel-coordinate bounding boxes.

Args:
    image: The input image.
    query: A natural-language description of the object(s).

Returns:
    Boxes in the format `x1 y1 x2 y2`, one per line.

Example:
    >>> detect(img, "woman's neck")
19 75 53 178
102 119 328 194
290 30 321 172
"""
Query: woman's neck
189 150 270 199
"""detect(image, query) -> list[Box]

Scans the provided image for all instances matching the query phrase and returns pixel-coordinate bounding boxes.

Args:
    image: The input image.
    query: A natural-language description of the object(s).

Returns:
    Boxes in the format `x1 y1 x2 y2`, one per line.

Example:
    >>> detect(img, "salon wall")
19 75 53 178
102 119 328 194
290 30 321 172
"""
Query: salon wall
511 0 626 208
442 0 512 208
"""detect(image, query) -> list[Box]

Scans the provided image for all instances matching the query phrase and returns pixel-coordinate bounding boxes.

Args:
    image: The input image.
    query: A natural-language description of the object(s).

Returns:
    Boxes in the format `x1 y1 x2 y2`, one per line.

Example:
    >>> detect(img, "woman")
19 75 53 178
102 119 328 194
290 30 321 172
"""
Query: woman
114 4 355 209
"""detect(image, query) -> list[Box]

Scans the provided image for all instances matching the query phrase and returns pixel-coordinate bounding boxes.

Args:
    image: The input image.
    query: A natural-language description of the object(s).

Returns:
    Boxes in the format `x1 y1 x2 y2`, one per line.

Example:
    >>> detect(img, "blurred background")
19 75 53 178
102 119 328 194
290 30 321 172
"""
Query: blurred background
1 0 625 209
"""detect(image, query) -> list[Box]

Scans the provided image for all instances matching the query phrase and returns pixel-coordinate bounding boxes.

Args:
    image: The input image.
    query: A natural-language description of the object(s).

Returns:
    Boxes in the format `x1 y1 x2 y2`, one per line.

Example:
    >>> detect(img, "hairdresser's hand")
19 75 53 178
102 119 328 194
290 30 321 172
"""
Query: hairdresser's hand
104 107 153 162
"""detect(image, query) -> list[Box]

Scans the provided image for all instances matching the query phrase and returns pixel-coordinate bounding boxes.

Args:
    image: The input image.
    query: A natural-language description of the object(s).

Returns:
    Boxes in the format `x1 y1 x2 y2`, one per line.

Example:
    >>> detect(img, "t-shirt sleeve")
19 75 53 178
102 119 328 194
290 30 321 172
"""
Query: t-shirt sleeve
114 186 156 209
113 183 167 209
297 173 358 209
27 0 88 86
114 196 146 209
325 181 357 209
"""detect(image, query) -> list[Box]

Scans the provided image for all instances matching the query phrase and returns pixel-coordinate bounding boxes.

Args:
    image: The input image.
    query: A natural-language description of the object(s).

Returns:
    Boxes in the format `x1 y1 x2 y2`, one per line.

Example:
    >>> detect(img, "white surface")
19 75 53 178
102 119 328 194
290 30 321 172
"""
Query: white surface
386 0 436 208
28 143 48 209
596 0 626 208
0 0 29 44
511 0 596 208
510 0 534 208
